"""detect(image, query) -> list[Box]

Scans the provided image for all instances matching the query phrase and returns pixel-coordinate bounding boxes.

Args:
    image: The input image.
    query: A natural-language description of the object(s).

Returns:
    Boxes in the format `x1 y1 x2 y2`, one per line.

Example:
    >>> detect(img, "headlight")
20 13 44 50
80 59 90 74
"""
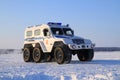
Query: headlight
70 44 76 49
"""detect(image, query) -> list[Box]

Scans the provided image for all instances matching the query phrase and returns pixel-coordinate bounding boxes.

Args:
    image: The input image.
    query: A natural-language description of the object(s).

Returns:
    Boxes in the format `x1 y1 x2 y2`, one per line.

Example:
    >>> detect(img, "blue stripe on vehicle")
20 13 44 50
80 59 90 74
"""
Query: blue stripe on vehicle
25 37 43 41
40 41 47 51
55 36 68 38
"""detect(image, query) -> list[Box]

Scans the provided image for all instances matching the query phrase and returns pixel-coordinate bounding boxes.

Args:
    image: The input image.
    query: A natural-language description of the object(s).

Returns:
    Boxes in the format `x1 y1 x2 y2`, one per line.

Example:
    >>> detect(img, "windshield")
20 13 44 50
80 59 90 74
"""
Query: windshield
51 28 73 36
51 28 63 35
63 28 73 36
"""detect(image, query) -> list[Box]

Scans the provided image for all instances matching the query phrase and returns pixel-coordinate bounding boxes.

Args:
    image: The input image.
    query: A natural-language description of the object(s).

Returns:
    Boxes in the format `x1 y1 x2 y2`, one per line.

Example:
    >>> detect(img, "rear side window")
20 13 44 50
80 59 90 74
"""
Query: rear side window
34 29 40 36
26 31 32 37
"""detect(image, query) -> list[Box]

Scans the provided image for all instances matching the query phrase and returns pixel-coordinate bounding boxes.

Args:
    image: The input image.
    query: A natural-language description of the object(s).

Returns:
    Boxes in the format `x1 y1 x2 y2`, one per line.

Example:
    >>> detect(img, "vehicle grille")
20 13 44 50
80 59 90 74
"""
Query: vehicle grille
72 39 84 45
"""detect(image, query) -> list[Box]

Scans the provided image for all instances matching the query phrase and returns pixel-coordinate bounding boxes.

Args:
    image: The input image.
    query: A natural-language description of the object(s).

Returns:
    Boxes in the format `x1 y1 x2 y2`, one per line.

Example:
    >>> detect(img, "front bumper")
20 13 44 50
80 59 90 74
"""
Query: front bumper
68 43 95 50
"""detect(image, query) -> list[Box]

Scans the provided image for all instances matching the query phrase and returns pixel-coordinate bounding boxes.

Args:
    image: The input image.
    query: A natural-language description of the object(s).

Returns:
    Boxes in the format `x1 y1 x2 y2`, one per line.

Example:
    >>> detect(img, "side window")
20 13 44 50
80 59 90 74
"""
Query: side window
43 29 49 36
34 29 40 36
26 31 32 37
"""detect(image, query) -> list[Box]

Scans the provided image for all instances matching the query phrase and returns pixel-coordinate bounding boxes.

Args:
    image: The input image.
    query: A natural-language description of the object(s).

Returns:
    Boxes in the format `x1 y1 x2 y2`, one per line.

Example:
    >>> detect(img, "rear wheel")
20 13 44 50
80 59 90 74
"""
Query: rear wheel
23 48 31 62
33 48 43 63
77 49 94 61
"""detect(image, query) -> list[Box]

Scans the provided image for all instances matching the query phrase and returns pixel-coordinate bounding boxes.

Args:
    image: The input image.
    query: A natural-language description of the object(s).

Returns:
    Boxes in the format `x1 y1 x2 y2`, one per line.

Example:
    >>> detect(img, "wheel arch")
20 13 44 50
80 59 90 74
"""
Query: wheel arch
34 43 44 53
53 41 65 47
51 41 64 52
24 44 33 48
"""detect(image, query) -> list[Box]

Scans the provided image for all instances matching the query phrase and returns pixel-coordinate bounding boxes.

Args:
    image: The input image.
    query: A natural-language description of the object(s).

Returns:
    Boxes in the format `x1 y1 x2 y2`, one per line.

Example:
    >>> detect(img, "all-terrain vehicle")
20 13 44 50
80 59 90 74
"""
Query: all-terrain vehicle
23 22 95 64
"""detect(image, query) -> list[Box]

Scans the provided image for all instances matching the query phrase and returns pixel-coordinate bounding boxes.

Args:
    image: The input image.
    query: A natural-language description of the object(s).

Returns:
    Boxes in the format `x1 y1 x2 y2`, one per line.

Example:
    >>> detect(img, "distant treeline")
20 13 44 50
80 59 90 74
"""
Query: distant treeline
94 47 120 52
0 49 22 54
0 47 120 54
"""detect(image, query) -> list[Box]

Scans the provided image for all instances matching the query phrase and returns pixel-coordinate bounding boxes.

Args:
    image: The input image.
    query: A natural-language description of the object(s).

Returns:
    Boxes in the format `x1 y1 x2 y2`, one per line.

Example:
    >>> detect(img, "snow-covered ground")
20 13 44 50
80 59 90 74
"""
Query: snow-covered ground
0 50 120 80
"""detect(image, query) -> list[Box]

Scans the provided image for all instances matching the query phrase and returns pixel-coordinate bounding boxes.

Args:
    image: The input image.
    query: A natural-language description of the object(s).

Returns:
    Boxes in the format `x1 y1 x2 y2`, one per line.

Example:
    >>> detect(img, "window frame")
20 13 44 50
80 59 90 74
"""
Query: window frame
26 31 32 37
34 29 40 36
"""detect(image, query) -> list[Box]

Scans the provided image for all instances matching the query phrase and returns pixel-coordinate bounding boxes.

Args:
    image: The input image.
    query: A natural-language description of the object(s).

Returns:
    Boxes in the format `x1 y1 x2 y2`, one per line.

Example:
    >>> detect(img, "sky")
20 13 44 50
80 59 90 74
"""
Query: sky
0 0 120 49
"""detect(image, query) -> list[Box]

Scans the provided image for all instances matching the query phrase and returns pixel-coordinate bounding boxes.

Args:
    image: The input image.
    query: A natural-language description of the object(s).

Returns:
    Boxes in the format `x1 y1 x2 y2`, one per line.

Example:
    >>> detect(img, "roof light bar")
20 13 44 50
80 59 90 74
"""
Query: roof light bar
48 22 62 26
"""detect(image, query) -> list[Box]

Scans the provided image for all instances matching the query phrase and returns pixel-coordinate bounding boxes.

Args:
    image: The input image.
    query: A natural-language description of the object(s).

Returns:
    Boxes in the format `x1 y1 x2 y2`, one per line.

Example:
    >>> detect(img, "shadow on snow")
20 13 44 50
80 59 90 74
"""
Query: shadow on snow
70 60 120 65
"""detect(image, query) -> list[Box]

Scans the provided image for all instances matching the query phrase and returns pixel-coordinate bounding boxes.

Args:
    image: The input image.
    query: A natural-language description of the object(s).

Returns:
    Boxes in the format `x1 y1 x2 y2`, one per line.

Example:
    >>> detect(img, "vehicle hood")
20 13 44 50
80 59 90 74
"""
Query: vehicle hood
55 35 84 40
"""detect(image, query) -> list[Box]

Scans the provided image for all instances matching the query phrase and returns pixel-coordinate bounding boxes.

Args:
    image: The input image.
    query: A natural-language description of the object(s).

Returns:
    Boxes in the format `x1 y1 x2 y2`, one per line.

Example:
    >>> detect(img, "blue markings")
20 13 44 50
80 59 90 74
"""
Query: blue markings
55 36 68 38
25 37 43 41
40 41 47 51
48 22 62 26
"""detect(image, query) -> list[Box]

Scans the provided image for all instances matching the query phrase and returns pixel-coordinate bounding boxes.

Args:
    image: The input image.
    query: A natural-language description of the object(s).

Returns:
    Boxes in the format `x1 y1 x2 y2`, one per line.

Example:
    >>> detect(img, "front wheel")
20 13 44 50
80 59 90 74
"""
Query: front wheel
54 46 72 64
77 49 94 61
54 47 65 64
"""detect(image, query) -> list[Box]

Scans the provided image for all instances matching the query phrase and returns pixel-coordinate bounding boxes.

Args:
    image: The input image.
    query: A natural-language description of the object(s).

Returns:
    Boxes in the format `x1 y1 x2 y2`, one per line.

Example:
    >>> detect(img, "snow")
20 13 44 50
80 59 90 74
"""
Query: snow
0 50 120 80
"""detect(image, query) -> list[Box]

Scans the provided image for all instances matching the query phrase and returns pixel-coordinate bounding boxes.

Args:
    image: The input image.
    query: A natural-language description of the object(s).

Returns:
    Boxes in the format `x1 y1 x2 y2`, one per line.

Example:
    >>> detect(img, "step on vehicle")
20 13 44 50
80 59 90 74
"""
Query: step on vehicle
23 22 95 64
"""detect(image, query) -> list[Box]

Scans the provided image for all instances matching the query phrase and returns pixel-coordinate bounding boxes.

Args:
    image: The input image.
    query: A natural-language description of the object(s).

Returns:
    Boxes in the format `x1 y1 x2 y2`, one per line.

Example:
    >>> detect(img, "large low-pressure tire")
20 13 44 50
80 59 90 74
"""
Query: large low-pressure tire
23 48 31 62
87 49 94 61
33 48 43 63
77 49 94 61
64 54 72 64
54 46 72 64
54 47 64 64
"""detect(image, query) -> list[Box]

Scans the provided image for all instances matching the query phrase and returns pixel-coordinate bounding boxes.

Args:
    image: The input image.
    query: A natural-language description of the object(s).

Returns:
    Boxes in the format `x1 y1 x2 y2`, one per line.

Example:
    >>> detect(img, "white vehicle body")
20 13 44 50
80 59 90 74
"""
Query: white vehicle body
24 22 95 53
23 22 95 64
